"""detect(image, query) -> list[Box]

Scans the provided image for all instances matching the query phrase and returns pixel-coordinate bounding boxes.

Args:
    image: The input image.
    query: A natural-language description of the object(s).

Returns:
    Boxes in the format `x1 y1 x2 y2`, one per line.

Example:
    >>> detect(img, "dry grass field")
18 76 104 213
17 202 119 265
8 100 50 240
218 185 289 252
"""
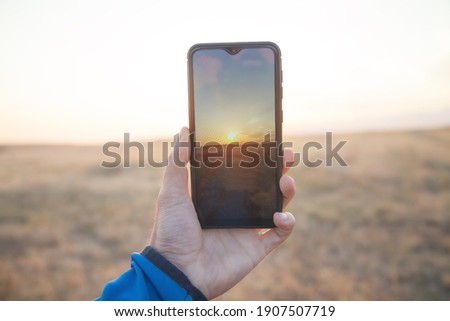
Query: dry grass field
0 127 449 300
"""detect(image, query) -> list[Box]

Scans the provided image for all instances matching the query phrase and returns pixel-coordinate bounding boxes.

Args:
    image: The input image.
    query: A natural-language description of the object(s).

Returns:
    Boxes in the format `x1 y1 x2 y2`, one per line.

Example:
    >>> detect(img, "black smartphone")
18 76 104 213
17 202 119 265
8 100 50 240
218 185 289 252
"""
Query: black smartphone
187 42 283 228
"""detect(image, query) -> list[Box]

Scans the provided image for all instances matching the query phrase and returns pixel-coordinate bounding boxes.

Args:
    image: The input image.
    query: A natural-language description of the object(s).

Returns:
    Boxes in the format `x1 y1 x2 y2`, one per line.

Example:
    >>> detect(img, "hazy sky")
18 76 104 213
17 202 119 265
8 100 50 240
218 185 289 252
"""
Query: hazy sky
193 47 275 144
1 0 449 143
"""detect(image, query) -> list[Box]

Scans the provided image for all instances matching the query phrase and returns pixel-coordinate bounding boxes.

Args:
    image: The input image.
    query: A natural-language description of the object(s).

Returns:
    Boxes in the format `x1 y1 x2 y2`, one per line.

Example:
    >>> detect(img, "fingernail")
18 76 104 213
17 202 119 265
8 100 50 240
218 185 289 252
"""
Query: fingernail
278 212 288 221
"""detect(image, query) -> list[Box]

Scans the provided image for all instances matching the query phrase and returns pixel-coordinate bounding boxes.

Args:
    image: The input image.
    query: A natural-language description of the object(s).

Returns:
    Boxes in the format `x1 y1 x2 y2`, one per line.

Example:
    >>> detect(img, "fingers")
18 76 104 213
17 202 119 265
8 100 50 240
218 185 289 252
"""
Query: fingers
158 127 191 203
282 148 295 175
280 175 296 210
259 152 296 252
261 212 296 254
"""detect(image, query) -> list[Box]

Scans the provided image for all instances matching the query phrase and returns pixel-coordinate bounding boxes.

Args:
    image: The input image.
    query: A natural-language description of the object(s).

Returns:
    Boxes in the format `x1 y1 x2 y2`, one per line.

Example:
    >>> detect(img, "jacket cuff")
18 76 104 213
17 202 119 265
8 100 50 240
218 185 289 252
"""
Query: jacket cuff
141 246 207 301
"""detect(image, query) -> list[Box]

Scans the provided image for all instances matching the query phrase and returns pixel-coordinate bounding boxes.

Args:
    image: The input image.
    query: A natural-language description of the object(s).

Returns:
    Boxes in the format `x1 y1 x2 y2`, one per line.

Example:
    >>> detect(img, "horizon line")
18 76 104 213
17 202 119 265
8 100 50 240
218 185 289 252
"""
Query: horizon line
1 124 449 147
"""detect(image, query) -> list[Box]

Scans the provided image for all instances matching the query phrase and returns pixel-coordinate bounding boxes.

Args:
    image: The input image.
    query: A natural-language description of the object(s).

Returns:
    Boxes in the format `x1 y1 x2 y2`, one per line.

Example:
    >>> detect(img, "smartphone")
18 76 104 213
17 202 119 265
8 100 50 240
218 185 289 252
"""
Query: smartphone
187 42 283 228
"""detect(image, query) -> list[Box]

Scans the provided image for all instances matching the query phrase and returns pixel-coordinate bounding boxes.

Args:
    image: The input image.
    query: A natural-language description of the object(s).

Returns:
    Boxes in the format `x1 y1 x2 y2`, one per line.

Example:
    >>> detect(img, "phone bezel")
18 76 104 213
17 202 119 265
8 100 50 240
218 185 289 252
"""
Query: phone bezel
187 41 283 228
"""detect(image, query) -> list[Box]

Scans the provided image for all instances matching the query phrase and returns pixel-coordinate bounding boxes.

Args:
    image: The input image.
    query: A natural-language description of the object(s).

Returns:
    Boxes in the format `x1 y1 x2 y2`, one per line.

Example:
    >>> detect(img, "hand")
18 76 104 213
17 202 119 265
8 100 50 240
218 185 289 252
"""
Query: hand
149 127 296 299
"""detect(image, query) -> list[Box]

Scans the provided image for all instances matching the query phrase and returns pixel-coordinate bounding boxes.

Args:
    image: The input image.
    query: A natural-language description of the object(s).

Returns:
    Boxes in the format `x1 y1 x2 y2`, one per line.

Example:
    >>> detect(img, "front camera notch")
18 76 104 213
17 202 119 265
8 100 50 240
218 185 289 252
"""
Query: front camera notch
225 47 242 55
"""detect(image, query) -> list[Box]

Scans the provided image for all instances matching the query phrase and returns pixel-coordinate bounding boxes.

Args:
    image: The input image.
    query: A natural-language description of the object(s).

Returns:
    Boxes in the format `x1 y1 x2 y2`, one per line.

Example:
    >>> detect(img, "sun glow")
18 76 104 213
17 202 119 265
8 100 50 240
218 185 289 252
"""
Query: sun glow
227 131 237 141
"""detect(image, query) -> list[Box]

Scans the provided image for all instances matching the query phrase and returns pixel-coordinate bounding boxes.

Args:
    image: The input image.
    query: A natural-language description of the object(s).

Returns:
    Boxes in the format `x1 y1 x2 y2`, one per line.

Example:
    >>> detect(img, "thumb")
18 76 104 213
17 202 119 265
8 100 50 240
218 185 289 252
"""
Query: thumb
261 212 296 254
158 127 191 204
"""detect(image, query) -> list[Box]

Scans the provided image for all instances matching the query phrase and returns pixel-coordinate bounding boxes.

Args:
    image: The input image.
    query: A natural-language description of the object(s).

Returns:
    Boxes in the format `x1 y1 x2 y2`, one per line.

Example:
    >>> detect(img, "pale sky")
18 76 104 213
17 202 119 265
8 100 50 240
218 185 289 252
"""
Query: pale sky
1 0 449 144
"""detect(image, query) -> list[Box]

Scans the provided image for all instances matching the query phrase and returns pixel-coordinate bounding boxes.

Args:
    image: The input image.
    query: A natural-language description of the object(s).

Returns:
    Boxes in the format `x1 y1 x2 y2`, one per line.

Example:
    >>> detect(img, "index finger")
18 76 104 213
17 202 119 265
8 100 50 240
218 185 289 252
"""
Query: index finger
282 148 295 176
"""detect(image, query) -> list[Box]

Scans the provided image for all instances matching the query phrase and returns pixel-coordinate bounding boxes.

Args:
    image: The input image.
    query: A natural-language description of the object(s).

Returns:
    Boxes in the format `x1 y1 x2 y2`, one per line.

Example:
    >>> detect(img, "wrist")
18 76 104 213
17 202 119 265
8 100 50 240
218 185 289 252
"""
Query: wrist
141 246 207 300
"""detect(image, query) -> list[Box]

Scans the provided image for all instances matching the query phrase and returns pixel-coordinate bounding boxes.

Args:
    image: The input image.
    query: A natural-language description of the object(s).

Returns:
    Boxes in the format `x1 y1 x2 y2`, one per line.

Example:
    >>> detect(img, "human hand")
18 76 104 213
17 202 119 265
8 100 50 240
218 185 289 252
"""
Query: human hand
149 127 296 299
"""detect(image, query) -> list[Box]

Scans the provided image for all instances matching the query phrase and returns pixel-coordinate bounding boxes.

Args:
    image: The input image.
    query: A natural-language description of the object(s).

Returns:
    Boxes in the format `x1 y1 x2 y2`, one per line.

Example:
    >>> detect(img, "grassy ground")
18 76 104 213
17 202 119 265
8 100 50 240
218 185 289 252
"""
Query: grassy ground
0 128 449 300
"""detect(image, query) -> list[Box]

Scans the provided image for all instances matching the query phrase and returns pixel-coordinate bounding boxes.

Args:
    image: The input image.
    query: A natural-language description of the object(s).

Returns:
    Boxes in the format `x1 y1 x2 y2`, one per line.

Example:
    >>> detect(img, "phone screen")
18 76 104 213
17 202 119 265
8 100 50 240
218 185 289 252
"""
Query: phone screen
188 43 282 228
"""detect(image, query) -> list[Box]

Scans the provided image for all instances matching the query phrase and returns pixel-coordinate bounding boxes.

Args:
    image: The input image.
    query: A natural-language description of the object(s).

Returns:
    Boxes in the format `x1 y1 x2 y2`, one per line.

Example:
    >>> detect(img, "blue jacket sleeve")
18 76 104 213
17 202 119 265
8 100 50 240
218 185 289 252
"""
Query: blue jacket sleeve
96 246 207 301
